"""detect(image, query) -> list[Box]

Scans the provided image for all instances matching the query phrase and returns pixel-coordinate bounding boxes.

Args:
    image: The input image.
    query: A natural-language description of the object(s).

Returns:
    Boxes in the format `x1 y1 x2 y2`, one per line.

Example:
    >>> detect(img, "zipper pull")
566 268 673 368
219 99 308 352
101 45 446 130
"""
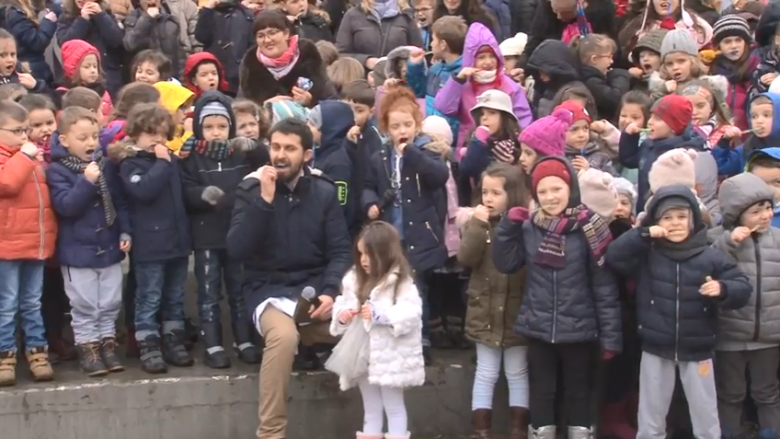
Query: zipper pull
218 162 222 171
486 229 491 243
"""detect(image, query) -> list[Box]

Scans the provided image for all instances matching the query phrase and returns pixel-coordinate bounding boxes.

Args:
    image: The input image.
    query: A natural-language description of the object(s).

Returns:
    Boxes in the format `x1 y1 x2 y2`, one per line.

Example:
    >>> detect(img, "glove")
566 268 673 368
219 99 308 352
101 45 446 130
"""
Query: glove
474 126 491 143
507 206 529 222
201 185 225 205
229 137 258 152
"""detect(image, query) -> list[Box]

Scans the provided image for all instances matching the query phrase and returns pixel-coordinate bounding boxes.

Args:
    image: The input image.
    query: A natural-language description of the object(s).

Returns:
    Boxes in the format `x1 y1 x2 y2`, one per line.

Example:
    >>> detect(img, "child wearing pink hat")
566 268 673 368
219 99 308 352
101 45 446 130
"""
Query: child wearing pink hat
517 107 573 174
57 40 113 119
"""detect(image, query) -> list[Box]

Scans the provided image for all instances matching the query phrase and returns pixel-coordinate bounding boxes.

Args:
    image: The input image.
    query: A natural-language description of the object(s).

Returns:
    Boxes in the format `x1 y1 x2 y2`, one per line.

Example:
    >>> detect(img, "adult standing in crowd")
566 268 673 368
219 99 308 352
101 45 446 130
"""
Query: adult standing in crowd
335 0 422 71
3 0 58 87
226 118 352 439
239 10 337 107
276 0 334 42
431 0 499 40
55 0 125 99
517 0 618 68
122 0 185 77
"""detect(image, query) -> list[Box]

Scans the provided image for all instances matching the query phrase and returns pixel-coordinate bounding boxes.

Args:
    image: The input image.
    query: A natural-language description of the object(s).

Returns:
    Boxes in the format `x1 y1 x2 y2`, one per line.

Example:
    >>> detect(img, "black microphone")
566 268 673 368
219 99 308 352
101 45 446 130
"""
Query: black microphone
301 286 321 309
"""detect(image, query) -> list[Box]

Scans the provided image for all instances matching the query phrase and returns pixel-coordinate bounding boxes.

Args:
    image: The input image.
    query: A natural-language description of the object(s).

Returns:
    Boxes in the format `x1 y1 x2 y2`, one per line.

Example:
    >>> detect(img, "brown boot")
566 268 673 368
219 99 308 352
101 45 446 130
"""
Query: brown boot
26 347 54 381
471 409 492 439
0 351 16 386
509 407 530 439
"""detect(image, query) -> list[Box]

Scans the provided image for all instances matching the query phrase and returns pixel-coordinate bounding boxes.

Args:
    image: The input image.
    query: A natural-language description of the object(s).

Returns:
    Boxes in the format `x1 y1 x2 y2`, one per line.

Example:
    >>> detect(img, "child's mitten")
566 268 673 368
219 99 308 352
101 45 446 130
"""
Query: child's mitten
201 185 225 205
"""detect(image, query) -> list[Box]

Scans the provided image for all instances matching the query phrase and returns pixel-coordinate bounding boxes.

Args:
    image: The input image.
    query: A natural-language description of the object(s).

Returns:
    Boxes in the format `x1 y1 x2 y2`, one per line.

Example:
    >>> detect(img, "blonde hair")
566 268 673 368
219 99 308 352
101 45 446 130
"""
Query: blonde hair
316 40 339 66
4 0 38 24
327 57 365 93
572 34 616 65
659 54 704 81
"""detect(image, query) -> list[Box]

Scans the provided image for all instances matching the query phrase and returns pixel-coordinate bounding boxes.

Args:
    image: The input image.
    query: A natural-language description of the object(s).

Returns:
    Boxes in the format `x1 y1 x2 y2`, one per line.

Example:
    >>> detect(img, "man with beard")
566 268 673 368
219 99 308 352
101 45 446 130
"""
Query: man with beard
226 118 352 439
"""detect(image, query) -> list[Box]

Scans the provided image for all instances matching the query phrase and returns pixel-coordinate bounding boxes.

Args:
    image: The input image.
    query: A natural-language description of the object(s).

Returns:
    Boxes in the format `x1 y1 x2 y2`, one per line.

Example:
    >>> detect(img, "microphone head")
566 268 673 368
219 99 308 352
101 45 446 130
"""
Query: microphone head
302 286 316 300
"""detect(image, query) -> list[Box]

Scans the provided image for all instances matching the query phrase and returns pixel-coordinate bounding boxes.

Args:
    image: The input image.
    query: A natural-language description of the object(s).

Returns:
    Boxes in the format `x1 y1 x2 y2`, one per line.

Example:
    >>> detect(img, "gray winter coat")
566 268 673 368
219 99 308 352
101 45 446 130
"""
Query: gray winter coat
335 6 423 67
491 157 622 352
709 172 780 351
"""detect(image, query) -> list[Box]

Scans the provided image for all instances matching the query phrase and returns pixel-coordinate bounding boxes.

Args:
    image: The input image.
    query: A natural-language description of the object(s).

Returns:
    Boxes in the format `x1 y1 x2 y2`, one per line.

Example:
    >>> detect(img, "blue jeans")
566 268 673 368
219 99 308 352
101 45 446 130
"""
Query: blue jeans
0 260 46 352
133 257 189 341
414 271 430 347
193 249 245 325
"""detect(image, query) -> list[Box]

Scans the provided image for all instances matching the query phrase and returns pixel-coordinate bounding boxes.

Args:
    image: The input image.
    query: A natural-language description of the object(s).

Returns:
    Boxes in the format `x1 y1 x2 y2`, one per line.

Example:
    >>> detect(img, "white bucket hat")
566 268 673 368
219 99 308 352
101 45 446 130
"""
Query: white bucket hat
470 89 518 123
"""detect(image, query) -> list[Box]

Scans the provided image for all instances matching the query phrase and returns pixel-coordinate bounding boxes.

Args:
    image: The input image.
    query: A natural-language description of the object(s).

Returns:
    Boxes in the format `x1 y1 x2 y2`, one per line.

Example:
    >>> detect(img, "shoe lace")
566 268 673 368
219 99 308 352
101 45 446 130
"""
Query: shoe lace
102 338 117 351
86 343 101 362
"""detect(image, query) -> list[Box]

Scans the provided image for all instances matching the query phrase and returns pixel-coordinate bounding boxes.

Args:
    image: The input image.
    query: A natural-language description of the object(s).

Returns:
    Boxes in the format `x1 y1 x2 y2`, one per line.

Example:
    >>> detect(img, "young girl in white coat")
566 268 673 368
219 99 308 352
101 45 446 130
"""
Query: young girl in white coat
331 221 426 439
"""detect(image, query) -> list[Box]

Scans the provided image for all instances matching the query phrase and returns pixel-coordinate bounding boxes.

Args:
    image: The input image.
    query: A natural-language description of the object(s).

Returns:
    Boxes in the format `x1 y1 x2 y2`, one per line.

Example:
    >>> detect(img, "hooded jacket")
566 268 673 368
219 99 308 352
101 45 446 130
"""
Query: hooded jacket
373 46 427 115
525 39 581 117
580 65 631 123
193 1 255 94
714 93 780 176
491 157 622 352
607 185 751 362
748 147 780 229
361 134 450 272
311 100 354 225
5 5 56 86
55 7 125 98
434 23 533 152
407 54 462 146
182 52 231 99
179 91 270 250
123 1 184 76
709 173 780 351
58 39 115 118
155 81 194 154
238 38 338 109
0 143 57 261
619 124 720 223
291 10 334 43
46 134 131 268
226 168 352 314
109 139 191 263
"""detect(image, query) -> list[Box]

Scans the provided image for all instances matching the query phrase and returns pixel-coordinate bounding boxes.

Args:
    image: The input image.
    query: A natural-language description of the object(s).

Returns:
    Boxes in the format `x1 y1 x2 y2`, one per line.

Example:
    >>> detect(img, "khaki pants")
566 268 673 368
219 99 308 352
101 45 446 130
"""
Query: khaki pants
256 306 337 439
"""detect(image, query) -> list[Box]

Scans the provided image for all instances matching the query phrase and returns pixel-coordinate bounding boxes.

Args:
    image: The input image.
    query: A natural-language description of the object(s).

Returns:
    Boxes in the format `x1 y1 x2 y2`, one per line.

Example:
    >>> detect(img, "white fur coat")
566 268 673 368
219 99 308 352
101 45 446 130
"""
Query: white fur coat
330 269 426 390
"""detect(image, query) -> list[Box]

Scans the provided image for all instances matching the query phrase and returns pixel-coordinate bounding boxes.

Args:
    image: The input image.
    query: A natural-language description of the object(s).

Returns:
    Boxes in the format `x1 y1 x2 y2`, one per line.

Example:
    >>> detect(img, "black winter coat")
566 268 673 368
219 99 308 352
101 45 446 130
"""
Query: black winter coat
292 11 334 43
361 135 449 273
581 65 631 123
110 141 191 263
179 91 270 250
123 5 183 76
526 39 580 117
226 170 352 317
606 186 752 362
491 157 622 352
5 6 56 86
194 3 255 94
238 37 338 108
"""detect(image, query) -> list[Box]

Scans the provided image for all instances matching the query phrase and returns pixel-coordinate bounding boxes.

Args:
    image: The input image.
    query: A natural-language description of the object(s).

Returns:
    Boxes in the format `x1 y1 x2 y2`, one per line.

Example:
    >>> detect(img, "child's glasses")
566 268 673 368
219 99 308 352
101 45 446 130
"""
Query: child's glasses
0 126 31 136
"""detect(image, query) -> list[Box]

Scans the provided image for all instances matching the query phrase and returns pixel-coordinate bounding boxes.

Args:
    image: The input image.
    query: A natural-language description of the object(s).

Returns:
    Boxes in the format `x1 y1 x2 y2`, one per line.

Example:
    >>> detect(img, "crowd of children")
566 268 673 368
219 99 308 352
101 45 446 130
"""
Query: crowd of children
4 0 780 438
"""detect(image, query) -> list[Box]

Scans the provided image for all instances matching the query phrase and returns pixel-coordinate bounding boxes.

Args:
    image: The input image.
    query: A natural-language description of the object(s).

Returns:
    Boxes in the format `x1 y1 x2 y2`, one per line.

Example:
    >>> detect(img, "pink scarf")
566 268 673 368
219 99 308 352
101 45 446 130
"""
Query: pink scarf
258 35 300 79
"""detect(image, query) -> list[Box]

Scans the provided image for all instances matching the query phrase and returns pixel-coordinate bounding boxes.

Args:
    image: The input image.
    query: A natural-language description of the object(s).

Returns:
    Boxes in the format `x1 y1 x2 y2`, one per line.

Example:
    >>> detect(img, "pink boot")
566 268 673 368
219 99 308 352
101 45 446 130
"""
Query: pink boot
356 433 383 439
385 433 411 439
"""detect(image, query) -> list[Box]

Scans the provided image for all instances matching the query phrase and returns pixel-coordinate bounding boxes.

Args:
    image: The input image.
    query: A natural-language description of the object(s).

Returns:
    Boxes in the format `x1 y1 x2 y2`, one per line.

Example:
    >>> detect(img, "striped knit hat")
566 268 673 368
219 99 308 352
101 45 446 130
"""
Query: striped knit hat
712 15 752 46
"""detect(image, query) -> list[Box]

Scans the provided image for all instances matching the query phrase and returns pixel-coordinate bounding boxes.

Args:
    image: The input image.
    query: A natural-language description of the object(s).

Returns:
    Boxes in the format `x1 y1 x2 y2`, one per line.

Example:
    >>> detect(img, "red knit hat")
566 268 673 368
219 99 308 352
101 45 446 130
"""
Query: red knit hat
652 95 693 135
555 100 591 125
61 39 100 83
532 159 571 193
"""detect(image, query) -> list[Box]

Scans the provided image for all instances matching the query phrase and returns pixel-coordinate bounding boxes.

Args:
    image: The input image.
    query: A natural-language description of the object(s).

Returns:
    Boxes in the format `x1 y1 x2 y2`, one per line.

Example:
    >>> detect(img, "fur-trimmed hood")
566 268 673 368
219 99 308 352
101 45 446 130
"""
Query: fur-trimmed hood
238 37 337 107
107 138 143 162
386 46 427 80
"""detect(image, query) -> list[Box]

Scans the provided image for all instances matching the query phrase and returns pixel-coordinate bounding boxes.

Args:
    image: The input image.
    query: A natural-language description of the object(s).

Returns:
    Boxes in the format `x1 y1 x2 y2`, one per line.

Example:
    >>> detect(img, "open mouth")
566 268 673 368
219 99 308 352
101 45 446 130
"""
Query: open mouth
86 148 95 157
672 73 682 80
274 162 290 170
642 63 652 71
399 137 409 144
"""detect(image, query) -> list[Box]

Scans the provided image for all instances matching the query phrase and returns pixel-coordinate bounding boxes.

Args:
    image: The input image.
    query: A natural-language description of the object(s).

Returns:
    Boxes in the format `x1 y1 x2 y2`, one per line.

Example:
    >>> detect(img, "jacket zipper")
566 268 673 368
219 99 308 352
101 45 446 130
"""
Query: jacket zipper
753 235 762 341
218 162 222 172
552 270 558 343
33 169 44 259
415 174 421 197
425 221 439 243
675 263 680 362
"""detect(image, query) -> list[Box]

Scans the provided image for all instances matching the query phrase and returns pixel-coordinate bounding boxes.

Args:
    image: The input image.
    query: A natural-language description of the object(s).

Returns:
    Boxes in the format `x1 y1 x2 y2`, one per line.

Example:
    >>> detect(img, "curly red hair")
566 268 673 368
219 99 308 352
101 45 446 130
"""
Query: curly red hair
377 86 423 134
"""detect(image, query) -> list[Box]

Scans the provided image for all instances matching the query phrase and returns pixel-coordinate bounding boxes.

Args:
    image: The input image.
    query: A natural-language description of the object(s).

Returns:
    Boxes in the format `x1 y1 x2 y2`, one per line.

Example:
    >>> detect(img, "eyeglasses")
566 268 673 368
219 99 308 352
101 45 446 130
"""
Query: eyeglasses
416 7 432 12
256 28 282 41
0 126 30 136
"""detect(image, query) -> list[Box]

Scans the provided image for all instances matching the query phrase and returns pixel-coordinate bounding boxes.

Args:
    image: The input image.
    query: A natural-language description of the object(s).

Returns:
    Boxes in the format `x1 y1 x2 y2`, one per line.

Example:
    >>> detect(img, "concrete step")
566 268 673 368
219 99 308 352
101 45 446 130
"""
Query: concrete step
0 350 509 439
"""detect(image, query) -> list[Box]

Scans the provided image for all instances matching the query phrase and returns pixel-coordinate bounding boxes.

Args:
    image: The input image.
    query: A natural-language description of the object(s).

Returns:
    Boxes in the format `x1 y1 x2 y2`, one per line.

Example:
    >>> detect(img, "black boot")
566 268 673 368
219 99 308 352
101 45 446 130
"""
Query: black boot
99 337 124 372
77 342 108 377
293 345 320 371
201 321 230 369
162 330 194 367
138 335 167 374
184 318 198 351
232 321 260 364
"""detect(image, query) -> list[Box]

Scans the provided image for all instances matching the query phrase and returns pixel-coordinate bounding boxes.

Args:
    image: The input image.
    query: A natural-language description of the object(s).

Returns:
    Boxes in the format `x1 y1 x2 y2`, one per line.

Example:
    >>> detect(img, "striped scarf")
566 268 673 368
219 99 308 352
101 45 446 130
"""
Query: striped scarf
531 204 611 268
57 149 116 227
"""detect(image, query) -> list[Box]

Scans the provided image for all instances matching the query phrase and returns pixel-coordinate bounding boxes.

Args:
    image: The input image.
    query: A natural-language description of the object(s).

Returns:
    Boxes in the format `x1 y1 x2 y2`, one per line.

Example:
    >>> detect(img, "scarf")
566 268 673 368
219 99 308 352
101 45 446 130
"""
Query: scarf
531 204 612 268
473 70 497 83
258 35 300 80
179 137 234 161
653 225 708 261
488 137 519 164
371 0 400 21
58 149 116 227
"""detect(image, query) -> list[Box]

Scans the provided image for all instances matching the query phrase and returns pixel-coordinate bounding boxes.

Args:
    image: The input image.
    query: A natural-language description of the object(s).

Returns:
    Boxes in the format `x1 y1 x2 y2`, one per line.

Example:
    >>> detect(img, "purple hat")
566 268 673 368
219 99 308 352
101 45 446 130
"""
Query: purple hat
517 107 572 158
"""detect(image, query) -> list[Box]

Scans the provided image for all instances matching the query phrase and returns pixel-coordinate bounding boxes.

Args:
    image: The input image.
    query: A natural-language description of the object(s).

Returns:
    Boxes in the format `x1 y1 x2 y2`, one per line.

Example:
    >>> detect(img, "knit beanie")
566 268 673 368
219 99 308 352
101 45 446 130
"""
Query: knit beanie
266 100 310 124
518 108 572 158
61 39 100 82
649 148 698 193
652 95 693 136
308 104 323 129
653 196 693 221
712 14 752 46
422 115 454 146
631 29 668 62
613 177 638 210
578 168 618 221
660 29 699 59
199 102 231 126
499 32 528 57
555 100 591 125
531 159 571 193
